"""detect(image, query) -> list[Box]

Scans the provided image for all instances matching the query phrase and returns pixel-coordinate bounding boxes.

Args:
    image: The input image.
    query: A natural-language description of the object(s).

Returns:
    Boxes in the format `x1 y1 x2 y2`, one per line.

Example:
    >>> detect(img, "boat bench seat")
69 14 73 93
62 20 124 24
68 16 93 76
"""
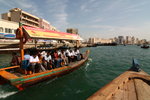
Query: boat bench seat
0 70 19 80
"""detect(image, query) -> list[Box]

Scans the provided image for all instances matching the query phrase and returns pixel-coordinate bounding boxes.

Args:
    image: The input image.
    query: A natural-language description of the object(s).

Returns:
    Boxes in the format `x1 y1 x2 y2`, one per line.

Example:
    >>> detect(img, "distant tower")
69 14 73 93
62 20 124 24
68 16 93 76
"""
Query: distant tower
66 28 78 34
118 36 124 44
131 36 135 44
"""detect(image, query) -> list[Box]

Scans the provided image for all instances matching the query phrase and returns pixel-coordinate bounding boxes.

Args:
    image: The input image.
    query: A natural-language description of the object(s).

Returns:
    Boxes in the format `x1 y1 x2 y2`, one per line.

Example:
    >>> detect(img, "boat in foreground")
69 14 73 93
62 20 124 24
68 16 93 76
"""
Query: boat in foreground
87 59 150 100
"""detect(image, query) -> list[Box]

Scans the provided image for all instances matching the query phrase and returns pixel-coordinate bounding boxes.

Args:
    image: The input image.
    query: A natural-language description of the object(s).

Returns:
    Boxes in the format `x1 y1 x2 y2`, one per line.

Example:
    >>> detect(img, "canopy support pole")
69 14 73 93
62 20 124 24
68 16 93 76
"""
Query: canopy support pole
20 27 24 61
76 40 79 48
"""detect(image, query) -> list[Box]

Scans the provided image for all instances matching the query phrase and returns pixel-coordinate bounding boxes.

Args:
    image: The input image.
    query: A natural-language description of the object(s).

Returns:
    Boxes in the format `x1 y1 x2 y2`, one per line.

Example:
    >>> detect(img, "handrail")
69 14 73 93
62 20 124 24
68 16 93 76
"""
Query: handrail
0 66 20 71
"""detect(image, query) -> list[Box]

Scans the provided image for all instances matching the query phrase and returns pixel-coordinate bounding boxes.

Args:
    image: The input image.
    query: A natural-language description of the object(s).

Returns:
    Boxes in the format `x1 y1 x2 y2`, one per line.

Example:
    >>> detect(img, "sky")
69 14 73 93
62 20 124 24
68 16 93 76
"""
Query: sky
1 0 150 40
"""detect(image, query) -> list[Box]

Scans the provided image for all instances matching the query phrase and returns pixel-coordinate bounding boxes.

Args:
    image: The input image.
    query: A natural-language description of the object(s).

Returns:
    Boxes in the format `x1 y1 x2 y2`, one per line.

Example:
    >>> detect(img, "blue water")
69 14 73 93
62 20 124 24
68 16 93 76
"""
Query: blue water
0 45 150 100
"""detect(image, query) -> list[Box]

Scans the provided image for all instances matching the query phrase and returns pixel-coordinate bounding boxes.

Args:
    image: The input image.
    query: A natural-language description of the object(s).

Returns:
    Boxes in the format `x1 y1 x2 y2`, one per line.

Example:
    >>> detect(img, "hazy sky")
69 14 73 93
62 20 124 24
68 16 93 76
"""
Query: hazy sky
1 0 150 40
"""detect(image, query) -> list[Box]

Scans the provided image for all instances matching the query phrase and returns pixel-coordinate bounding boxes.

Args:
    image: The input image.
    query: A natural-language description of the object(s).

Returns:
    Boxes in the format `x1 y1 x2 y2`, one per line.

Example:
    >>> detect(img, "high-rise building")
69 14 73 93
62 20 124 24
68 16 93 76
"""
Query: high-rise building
131 36 135 44
66 28 78 34
114 37 118 43
118 36 124 44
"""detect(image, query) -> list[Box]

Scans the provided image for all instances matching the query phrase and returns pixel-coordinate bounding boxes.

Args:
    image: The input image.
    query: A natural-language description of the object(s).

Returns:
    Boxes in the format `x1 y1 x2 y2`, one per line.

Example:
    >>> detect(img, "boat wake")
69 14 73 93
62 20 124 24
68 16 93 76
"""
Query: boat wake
45 77 58 84
88 58 92 62
85 58 92 71
85 63 89 71
0 91 17 99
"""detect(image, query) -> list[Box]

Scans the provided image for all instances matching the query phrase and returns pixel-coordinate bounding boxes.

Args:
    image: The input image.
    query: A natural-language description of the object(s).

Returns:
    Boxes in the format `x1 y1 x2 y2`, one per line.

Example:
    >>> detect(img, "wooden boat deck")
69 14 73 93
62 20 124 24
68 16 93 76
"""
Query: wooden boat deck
0 70 19 80
87 70 150 100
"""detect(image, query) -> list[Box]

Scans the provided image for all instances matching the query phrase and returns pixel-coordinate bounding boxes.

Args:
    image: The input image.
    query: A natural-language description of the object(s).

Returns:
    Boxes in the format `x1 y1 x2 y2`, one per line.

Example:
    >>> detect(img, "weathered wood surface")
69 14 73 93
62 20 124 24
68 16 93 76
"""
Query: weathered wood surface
87 70 150 100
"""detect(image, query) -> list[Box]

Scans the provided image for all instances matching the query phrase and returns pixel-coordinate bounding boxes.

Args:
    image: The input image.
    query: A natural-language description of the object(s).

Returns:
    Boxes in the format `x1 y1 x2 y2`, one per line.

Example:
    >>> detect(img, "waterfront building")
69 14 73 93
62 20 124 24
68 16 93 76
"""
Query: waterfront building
131 36 135 44
88 37 99 44
114 37 118 44
125 36 129 44
66 28 78 34
39 18 51 30
0 19 19 38
135 38 140 44
100 38 112 43
118 36 124 44
50 25 58 31
2 8 40 28
140 39 147 44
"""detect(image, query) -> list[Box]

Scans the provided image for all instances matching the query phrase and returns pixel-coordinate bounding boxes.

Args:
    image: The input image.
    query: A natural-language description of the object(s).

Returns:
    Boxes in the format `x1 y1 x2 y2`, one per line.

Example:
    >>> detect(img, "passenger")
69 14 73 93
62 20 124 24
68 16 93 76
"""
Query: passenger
57 50 61 56
50 51 56 69
61 50 68 65
38 53 46 71
24 51 30 60
41 51 47 57
29 53 43 73
68 50 75 62
10 52 20 66
43 51 53 70
56 55 63 68
53 50 59 68
77 48 84 59
22 51 30 74
74 48 81 61
65 49 70 55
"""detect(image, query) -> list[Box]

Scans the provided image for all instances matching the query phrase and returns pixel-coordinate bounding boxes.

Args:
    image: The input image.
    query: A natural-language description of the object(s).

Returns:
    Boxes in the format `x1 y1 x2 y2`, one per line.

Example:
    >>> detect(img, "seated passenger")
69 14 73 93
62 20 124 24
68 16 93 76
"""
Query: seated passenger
10 52 20 66
74 48 81 61
53 50 59 68
68 50 75 62
56 55 63 68
61 50 68 65
77 48 84 59
29 53 43 73
41 51 47 57
43 51 53 70
21 51 30 74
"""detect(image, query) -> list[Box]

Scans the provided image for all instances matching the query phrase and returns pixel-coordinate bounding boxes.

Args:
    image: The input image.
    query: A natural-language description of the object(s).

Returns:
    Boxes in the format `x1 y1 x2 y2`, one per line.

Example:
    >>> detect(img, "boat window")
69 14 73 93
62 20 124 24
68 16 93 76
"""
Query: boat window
14 29 16 33
0 27 3 32
5 28 8 33
8 29 12 33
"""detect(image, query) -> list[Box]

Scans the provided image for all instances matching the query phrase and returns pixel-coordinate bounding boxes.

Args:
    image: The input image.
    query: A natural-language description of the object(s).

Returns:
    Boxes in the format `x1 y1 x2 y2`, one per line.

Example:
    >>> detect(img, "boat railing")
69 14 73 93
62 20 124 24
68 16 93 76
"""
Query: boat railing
0 65 20 71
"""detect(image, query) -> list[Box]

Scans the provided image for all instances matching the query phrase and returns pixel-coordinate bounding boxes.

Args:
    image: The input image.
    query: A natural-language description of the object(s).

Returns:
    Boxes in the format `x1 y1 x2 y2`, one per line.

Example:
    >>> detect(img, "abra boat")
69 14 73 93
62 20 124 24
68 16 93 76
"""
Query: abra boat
87 59 150 100
141 45 149 49
0 26 89 90
0 50 89 90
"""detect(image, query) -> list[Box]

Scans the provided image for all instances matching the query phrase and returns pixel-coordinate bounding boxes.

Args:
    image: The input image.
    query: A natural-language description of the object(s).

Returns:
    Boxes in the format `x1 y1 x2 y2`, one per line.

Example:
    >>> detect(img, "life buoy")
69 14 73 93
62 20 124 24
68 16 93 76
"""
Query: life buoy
16 28 22 39
16 27 28 44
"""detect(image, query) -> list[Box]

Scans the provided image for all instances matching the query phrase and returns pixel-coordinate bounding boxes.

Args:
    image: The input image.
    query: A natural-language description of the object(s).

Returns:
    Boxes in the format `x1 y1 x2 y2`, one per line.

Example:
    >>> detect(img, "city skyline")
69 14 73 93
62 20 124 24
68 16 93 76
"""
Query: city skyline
1 0 150 40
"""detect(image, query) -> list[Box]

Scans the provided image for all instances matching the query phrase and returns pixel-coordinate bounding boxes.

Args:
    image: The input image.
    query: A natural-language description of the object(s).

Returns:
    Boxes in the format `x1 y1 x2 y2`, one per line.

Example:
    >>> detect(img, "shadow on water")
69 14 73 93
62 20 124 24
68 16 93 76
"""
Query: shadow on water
0 46 150 100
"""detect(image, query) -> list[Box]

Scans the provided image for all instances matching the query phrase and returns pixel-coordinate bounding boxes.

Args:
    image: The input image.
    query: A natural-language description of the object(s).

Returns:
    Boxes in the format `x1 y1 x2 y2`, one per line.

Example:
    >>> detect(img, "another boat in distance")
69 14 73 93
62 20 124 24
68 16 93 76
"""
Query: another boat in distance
141 44 149 49
87 59 150 100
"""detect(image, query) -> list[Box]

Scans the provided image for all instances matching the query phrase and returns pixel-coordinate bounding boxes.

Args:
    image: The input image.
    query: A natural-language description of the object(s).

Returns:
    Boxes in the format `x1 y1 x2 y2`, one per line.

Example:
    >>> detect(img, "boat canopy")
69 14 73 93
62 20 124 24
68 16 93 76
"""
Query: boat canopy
22 26 83 40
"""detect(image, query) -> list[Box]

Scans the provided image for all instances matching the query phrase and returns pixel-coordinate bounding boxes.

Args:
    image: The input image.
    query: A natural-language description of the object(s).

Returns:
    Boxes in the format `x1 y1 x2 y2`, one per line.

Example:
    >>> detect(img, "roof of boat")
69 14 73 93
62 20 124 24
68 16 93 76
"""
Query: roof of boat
22 26 83 40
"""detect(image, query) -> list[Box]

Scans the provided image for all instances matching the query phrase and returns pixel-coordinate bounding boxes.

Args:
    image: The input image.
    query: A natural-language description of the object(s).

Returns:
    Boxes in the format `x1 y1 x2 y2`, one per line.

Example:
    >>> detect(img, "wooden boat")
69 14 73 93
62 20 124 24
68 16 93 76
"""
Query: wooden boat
141 45 149 49
87 59 150 100
0 25 89 90
0 50 89 90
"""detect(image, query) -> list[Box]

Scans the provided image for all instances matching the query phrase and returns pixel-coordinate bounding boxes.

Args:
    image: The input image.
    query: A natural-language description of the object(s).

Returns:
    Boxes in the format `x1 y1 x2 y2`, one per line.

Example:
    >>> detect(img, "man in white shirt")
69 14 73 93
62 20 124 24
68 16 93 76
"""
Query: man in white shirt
29 54 41 73
43 52 53 70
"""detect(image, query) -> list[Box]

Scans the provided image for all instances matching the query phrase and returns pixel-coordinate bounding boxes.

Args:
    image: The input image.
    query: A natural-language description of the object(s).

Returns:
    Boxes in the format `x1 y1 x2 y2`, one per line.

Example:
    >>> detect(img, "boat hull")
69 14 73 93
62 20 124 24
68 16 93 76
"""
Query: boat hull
87 69 150 100
9 50 90 90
